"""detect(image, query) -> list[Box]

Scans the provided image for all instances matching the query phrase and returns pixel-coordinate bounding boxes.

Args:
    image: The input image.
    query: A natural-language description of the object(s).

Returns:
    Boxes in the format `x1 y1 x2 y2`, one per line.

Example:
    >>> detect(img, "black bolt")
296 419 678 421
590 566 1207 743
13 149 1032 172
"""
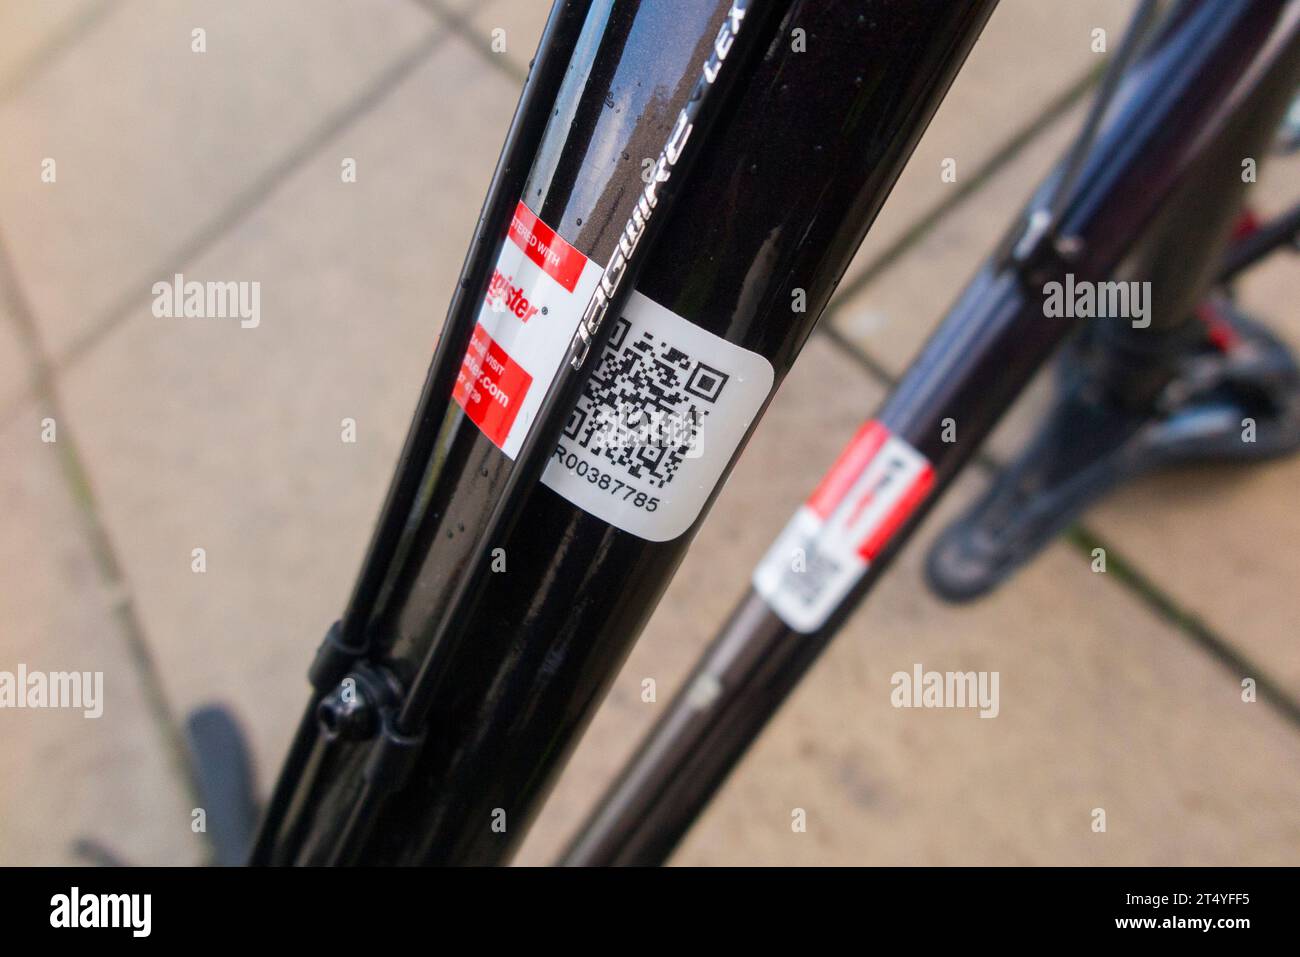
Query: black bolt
317 677 378 741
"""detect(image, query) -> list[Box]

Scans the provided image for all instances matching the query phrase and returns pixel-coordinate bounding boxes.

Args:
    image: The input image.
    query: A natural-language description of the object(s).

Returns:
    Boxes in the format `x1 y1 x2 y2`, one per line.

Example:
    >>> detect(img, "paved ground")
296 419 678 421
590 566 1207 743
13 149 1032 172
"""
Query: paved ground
0 0 1296 866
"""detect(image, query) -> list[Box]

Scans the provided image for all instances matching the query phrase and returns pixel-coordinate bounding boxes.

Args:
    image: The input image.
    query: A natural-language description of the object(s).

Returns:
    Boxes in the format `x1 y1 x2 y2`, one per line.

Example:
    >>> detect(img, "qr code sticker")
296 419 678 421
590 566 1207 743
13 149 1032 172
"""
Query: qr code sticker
563 316 730 489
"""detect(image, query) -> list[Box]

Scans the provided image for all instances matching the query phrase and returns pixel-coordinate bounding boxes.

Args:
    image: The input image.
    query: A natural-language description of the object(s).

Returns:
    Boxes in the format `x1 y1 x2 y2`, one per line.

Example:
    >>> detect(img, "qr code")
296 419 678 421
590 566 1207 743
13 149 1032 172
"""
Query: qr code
778 544 842 609
563 316 731 488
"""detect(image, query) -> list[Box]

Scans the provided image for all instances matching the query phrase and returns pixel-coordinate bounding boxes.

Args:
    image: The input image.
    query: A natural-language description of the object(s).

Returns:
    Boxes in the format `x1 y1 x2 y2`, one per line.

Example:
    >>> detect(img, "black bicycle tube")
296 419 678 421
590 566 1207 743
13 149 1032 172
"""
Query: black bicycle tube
1218 200 1300 281
260 0 775 865
395 0 781 738
561 0 1300 866
320 0 783 865
271 0 1001 866
249 0 594 865
341 0 597 651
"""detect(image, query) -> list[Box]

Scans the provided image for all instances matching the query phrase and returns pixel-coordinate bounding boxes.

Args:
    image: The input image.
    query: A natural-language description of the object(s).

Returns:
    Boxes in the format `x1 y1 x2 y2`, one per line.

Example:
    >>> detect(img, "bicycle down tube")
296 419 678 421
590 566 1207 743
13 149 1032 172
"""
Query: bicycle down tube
562 0 1300 866
254 0 998 865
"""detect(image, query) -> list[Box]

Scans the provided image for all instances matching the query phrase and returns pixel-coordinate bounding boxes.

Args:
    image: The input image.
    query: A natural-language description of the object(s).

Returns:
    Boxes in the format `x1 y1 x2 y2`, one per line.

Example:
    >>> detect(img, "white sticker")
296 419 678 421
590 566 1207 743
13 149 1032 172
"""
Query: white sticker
753 422 934 633
453 201 604 458
541 292 773 541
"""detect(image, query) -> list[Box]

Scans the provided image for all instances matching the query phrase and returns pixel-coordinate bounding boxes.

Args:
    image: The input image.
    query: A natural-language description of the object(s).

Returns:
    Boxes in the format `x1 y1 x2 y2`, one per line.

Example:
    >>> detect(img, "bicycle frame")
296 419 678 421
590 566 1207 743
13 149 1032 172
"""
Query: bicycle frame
253 0 1300 866
253 0 997 865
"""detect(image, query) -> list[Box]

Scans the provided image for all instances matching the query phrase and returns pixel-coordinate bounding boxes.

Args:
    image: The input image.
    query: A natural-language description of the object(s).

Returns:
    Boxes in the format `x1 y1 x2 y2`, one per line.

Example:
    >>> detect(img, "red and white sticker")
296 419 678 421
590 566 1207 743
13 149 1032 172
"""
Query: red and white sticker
453 201 604 458
454 200 774 541
753 421 934 632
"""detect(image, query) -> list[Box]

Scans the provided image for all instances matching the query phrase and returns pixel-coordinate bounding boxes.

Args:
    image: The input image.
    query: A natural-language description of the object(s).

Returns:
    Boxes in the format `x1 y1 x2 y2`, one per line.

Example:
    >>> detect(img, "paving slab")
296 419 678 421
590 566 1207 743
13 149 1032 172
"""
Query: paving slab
516 336 1300 865
0 308 30 411
1079 152 1300 699
1084 251 1300 700
0 399 203 865
837 0 1134 291
466 0 552 79
0 0 435 361
0 0 104 98
58 37 521 785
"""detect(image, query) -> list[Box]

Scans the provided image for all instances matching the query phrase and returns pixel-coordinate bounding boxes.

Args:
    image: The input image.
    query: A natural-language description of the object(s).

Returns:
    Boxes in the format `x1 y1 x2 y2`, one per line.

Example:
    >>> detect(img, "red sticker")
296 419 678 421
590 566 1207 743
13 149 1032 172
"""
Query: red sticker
856 457 934 560
753 421 934 633
453 323 533 447
806 420 889 520
508 201 586 293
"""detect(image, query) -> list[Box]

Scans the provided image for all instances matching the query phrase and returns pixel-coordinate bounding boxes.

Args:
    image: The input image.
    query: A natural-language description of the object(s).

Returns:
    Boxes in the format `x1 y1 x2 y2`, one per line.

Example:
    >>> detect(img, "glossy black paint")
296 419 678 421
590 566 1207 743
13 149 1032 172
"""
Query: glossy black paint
262 0 999 866
563 0 1300 865
392 0 782 741
314 0 786 866
251 0 596 866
